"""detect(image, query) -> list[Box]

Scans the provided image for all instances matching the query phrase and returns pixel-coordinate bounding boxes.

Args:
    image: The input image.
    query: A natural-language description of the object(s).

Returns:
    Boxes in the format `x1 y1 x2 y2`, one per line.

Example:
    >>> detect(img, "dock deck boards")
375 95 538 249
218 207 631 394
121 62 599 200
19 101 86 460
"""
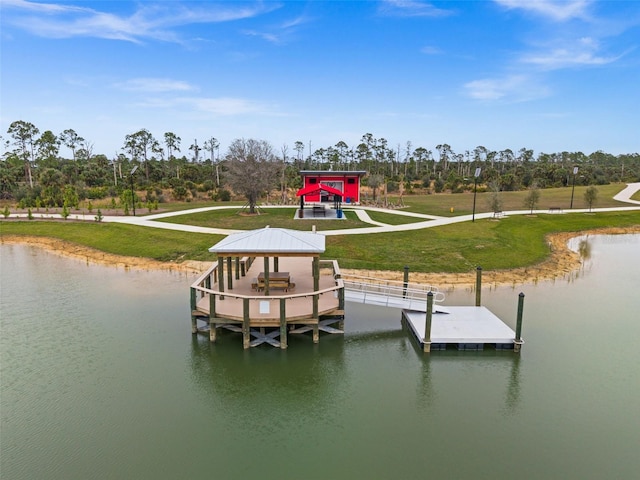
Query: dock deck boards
193 256 341 322
403 306 518 350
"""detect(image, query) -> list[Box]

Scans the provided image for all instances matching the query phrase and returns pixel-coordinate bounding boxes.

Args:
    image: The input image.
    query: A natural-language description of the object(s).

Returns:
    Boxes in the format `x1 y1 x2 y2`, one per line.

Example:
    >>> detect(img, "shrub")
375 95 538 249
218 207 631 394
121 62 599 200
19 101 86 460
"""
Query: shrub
218 189 231 202
173 185 188 200
85 186 108 199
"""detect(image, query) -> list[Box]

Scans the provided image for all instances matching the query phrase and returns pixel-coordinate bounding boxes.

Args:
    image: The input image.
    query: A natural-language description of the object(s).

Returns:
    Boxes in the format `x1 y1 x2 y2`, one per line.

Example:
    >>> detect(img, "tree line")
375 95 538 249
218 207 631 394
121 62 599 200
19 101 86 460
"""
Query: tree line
2 120 639 211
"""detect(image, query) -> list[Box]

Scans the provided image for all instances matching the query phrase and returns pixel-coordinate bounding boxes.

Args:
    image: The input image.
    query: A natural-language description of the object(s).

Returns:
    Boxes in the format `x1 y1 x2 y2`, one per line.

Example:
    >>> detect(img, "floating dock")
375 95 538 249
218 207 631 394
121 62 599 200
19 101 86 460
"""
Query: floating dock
402 306 523 352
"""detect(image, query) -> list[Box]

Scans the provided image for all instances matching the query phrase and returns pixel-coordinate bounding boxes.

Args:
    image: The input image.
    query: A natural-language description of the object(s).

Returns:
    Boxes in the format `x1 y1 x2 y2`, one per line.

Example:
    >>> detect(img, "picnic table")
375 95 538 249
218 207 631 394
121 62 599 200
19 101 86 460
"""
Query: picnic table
254 272 294 291
312 205 326 217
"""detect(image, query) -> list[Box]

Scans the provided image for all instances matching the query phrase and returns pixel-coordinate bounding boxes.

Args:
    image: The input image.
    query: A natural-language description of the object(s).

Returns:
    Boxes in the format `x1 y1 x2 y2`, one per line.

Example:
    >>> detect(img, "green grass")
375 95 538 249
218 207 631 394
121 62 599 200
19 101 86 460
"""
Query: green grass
0 221 223 262
158 207 368 230
363 210 429 225
392 183 630 217
324 211 640 272
631 190 640 202
3 211 638 272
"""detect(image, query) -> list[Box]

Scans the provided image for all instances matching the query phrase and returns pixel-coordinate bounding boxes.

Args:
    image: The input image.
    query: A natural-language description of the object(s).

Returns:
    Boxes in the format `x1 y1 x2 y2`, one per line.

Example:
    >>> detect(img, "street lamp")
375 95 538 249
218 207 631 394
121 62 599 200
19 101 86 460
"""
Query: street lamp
130 165 138 216
570 166 578 209
472 167 481 222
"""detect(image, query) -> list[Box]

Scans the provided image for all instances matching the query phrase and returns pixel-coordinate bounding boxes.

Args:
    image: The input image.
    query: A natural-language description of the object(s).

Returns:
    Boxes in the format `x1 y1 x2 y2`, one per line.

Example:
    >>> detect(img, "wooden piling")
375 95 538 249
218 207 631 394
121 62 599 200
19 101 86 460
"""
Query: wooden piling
242 298 250 349
280 298 287 349
403 265 409 298
424 291 433 353
514 292 525 353
209 294 216 342
475 266 482 307
190 287 197 334
235 257 240 280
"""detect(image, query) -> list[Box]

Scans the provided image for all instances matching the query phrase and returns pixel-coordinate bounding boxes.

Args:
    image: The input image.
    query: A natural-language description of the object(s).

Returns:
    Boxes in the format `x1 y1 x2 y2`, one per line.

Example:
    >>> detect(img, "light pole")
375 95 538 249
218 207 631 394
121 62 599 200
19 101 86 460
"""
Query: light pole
570 166 578 209
130 165 138 216
472 167 481 222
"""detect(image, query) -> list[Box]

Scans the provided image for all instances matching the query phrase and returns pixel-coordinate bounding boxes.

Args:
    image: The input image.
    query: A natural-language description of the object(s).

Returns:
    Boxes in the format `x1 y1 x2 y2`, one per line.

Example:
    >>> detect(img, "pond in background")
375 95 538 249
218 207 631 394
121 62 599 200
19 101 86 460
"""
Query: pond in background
1 234 639 479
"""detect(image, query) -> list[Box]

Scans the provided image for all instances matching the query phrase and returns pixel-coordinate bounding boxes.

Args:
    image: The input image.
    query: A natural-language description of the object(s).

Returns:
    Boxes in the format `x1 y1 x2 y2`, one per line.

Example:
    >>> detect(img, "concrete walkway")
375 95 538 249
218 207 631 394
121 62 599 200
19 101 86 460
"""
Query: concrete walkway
6 183 640 236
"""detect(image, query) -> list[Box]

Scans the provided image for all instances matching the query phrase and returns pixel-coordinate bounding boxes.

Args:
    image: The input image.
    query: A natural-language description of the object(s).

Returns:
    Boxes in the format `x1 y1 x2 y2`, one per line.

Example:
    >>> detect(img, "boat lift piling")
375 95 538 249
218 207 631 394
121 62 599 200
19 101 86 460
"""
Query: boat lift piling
423 291 434 353
514 292 525 353
475 266 482 306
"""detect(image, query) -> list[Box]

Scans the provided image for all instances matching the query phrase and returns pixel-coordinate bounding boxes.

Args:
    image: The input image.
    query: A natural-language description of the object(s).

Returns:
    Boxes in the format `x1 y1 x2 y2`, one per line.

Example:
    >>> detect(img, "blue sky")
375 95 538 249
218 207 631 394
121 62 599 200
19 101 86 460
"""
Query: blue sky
1 0 639 160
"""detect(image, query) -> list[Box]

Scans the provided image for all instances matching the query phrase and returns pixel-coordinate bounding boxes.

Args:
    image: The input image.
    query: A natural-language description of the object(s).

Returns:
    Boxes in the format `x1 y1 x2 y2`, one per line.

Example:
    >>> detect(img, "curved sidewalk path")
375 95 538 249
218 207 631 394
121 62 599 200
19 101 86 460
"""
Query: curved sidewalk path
6 183 640 236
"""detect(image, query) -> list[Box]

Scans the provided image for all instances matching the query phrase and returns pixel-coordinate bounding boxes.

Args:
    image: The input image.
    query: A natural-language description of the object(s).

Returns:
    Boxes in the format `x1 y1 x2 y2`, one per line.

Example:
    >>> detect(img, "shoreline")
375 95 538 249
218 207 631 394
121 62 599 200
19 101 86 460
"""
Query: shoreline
2 226 639 289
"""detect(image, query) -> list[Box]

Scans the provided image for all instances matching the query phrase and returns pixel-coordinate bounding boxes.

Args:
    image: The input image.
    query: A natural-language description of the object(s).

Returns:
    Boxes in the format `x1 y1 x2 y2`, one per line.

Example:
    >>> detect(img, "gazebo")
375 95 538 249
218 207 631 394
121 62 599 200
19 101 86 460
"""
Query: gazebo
190 227 345 348
296 184 344 218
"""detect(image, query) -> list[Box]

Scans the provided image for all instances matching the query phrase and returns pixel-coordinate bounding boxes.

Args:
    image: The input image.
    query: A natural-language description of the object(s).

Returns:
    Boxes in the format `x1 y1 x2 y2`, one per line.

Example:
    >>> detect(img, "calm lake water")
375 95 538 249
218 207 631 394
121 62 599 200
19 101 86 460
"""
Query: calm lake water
1 234 639 479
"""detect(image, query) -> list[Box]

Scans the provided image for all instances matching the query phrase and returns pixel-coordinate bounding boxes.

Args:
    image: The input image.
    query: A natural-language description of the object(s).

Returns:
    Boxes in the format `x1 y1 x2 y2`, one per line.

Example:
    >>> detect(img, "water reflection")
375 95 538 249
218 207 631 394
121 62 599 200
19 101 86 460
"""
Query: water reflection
188 332 346 409
577 239 592 260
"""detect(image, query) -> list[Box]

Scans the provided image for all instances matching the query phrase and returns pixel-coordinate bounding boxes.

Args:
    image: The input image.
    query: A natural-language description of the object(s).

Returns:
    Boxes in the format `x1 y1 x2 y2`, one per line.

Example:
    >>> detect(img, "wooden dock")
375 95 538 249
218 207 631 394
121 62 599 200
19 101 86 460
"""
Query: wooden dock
402 307 522 351
191 228 524 353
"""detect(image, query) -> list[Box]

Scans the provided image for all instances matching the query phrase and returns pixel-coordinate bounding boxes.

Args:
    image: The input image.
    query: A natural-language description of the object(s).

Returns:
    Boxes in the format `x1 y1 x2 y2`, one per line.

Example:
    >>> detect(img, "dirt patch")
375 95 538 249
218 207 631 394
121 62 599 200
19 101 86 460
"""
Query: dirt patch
3 226 639 287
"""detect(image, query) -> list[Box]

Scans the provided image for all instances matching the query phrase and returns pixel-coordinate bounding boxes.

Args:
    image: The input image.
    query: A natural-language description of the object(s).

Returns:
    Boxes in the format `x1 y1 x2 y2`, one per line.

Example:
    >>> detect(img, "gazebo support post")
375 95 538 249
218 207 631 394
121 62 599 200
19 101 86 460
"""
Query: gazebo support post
226 257 233 290
235 257 240 280
217 255 224 300
263 256 270 295
274 257 279 272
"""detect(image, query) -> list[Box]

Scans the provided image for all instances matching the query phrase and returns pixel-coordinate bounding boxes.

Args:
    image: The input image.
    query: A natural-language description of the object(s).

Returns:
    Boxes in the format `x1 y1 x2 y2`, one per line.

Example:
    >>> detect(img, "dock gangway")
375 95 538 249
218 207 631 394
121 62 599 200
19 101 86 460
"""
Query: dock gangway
341 274 448 313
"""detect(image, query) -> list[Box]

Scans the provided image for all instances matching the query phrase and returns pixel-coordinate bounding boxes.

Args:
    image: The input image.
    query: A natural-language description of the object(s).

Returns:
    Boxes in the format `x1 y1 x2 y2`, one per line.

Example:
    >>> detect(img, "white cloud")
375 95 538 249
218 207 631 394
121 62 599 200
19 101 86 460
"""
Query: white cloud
493 0 592 21
421 45 443 55
463 74 550 102
135 96 279 116
378 0 454 18
2 0 282 43
242 14 312 45
115 78 196 93
521 37 626 70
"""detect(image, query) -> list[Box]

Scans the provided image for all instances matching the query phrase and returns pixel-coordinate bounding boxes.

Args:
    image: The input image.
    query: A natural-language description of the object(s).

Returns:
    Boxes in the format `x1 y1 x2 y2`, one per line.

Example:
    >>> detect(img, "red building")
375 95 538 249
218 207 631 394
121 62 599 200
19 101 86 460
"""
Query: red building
299 170 366 205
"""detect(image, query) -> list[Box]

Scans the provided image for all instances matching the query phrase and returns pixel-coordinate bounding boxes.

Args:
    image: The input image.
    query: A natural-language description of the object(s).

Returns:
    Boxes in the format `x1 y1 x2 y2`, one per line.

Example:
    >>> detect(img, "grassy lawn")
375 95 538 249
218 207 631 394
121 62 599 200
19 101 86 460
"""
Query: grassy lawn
2 211 638 272
363 210 430 225
325 211 640 272
392 183 630 217
157 207 369 230
631 190 640 201
0 221 222 262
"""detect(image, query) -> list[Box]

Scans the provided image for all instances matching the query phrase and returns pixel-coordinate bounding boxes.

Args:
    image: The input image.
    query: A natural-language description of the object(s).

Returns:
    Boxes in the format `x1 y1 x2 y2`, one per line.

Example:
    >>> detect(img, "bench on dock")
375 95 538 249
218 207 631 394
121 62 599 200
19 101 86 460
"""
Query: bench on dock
239 256 254 276
548 206 563 213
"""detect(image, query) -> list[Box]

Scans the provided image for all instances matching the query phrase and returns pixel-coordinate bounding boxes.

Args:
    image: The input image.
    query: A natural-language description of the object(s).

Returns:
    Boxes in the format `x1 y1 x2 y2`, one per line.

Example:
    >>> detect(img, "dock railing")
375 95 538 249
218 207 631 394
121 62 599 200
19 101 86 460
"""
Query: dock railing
341 273 445 307
191 259 345 323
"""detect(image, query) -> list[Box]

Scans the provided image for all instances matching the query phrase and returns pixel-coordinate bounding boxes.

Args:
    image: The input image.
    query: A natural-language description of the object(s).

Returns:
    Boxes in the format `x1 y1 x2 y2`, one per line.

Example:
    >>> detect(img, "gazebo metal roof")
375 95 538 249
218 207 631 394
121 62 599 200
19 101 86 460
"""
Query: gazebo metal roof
208 227 325 256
